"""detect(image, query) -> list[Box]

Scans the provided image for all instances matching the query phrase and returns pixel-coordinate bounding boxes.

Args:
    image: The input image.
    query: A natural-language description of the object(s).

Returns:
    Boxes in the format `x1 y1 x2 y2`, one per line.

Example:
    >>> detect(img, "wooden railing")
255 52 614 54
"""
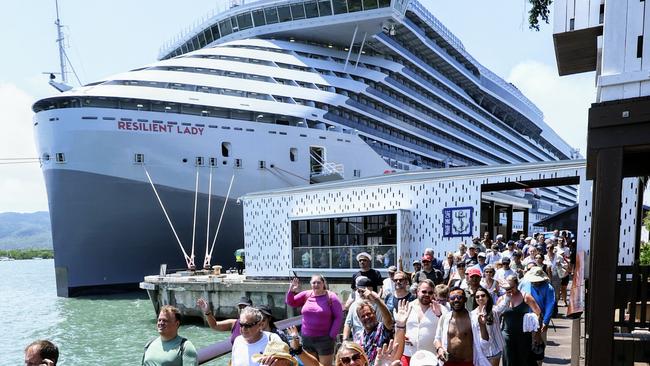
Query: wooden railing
198 316 303 365
613 265 650 331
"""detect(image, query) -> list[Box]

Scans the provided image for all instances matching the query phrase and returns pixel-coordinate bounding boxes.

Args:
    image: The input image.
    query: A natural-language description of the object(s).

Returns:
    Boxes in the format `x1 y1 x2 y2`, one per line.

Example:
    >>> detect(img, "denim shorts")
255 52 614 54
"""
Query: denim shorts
301 334 335 355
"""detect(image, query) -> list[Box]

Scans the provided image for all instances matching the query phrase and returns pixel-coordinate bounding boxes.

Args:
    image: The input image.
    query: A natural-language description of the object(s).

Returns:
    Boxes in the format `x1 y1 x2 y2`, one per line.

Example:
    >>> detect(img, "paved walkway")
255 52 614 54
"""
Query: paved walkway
543 306 584 366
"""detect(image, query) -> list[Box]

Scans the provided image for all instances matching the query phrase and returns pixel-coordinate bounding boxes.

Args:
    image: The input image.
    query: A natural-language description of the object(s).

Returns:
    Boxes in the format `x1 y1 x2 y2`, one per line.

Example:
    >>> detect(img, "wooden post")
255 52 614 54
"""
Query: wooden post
522 208 529 236
586 147 623 366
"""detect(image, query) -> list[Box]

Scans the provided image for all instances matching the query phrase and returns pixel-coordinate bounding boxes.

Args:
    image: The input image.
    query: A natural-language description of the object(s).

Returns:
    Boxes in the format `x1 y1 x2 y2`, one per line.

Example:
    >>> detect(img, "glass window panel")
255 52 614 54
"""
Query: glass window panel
265 7 279 24
348 0 362 12
363 0 378 10
312 248 331 268
318 0 333 16
332 247 351 269
204 29 214 44
219 20 232 36
237 13 253 29
230 16 239 30
332 0 347 14
294 247 311 268
378 0 390 7
252 9 266 26
305 1 319 17
299 220 307 233
211 25 221 39
192 36 200 51
278 6 292 22
291 4 306 19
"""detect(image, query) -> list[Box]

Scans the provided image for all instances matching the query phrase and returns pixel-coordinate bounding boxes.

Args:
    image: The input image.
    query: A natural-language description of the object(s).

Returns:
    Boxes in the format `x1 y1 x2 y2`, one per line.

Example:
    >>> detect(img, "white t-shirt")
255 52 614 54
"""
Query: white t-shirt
404 301 448 356
231 331 282 366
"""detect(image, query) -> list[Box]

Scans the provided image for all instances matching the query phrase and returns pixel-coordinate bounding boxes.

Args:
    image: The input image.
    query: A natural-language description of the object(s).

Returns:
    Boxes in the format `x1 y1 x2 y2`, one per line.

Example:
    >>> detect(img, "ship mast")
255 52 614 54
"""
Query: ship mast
54 0 67 84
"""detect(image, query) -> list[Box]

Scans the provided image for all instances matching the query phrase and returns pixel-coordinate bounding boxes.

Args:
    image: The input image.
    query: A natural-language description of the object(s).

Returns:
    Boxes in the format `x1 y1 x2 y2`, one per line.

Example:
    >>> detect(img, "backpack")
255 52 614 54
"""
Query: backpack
142 336 187 365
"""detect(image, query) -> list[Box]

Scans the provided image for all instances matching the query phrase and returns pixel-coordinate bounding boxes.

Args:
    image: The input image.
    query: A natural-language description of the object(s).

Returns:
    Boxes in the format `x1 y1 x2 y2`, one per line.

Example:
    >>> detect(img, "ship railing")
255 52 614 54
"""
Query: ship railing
198 315 302 364
292 245 397 270
310 152 344 177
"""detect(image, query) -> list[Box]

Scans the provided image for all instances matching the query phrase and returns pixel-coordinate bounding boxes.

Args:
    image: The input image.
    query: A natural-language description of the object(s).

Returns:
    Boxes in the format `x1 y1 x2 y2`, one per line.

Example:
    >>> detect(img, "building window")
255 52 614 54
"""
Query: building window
353 169 361 177
638 36 644 58
290 214 397 270
195 156 204 166
209 157 217 167
259 160 266 169
55 153 66 163
134 153 144 164
222 142 231 157
235 158 242 168
569 18 575 30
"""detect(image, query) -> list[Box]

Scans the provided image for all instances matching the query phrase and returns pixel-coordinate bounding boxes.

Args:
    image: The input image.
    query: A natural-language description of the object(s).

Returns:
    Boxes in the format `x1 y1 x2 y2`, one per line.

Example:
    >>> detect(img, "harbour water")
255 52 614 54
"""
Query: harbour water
0 259 228 365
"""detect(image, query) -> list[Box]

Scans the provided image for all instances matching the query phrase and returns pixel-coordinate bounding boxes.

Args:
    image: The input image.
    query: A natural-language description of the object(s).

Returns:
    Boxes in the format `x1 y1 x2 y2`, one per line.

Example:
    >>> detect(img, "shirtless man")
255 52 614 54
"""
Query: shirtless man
434 287 491 366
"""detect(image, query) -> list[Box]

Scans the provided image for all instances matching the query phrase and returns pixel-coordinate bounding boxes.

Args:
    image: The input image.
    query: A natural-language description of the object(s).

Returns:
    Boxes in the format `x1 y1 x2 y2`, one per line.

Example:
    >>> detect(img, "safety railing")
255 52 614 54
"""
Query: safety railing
292 244 397 270
198 315 302 364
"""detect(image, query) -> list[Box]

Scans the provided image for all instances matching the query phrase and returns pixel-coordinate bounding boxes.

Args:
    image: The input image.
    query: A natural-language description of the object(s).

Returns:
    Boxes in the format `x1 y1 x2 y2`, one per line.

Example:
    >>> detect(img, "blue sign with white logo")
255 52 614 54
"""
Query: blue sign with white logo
442 207 473 238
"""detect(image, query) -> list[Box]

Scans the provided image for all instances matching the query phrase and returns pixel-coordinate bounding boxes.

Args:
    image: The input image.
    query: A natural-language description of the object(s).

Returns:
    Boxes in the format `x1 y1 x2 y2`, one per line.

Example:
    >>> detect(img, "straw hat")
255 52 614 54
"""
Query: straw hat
251 339 297 366
523 266 549 283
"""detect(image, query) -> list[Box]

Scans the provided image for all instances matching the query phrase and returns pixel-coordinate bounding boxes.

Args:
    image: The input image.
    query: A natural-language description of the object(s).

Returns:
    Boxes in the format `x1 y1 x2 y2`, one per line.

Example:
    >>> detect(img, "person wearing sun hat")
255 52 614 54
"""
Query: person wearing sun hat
520 267 556 365
251 338 299 366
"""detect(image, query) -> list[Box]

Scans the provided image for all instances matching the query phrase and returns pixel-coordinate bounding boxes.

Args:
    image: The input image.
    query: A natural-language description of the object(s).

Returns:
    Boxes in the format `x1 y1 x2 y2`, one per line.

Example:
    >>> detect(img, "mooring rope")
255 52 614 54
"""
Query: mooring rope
189 167 200 269
204 166 214 269
143 166 192 269
204 172 235 268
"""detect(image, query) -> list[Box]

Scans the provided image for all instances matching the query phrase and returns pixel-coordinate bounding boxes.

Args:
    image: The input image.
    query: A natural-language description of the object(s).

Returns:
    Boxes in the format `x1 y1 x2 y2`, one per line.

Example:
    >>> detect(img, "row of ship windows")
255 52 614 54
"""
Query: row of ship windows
396 34 566 160
163 0 391 59
389 45 557 161
162 42 520 160
347 92 507 164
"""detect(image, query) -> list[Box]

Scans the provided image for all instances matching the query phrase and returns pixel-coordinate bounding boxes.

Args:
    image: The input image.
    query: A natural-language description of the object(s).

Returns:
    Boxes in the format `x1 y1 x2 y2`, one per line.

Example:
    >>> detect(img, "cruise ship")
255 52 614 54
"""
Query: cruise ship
33 0 578 296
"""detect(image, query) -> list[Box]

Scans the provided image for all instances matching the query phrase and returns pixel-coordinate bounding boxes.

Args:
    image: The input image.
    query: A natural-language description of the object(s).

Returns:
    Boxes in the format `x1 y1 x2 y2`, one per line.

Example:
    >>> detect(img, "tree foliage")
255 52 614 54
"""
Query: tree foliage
0 249 53 260
528 0 553 31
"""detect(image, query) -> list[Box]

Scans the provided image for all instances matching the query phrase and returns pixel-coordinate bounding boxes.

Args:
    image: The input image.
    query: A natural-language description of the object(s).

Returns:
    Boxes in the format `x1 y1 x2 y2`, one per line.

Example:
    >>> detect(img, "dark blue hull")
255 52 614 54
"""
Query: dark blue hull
44 169 243 297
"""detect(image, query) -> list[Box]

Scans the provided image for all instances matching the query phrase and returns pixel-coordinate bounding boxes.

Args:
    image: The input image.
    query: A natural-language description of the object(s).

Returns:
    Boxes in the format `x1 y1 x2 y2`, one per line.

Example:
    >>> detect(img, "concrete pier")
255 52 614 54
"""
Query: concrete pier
140 271 353 321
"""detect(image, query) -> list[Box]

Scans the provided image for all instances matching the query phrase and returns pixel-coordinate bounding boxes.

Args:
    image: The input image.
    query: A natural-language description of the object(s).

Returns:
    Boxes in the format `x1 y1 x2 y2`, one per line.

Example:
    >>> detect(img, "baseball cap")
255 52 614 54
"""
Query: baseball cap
257 304 273 318
387 265 397 273
355 275 371 288
467 268 482 277
501 256 511 263
478 252 486 258
238 296 253 307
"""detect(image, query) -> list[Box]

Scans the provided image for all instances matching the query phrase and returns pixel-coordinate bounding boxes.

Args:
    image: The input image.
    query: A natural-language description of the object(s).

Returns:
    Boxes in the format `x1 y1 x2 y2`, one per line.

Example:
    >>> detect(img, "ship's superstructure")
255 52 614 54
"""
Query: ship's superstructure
33 0 578 296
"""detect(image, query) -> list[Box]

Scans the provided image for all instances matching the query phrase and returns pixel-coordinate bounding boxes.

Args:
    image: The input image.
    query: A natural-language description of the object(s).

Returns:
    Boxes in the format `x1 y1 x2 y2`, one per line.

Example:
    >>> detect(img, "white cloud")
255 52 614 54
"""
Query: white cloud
0 82 48 213
506 61 596 155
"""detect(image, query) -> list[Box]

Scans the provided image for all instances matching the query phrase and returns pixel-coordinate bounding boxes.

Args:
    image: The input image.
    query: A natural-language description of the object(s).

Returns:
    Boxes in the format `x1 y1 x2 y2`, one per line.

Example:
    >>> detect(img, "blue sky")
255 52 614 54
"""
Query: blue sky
0 0 596 212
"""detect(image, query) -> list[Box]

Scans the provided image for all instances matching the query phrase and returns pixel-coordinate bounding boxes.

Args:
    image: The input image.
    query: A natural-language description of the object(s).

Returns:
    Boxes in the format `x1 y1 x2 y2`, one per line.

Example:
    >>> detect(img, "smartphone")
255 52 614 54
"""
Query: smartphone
292 271 298 279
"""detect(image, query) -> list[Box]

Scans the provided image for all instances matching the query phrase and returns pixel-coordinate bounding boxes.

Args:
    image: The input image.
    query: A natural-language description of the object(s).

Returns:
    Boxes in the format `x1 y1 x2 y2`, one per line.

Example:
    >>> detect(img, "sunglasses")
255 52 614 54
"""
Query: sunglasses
240 320 260 329
420 290 434 295
422 260 431 264
394 278 408 282
340 353 362 364
475 294 487 299
449 294 464 301
485 271 494 274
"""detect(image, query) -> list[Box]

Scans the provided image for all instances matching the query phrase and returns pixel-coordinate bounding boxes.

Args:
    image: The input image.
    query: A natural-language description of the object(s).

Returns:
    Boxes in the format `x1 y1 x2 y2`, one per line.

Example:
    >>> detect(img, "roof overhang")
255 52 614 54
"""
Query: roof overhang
553 25 603 76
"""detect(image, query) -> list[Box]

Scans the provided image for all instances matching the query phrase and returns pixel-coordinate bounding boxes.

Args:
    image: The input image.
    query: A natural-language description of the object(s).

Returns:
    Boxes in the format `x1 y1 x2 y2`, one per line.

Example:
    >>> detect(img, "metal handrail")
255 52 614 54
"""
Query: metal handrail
198 315 303 364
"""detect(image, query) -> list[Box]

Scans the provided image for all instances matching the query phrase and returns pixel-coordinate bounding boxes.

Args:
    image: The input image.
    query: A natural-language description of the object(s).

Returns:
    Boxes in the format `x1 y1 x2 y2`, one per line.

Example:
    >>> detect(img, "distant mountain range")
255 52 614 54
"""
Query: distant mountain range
0 211 52 250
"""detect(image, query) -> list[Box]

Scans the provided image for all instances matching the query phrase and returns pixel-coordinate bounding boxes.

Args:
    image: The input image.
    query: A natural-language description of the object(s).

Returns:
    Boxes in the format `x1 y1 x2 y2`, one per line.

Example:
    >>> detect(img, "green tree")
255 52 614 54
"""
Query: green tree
642 210 650 265
528 0 553 31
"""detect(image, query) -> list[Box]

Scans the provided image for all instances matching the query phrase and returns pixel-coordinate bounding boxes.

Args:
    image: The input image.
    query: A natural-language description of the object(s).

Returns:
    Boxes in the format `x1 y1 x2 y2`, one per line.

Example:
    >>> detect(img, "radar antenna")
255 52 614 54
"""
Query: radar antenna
47 0 81 92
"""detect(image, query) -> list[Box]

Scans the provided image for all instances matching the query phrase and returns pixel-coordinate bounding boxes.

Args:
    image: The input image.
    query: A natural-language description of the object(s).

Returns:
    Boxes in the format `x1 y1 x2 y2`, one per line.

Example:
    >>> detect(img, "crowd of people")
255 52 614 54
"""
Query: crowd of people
24 231 573 365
